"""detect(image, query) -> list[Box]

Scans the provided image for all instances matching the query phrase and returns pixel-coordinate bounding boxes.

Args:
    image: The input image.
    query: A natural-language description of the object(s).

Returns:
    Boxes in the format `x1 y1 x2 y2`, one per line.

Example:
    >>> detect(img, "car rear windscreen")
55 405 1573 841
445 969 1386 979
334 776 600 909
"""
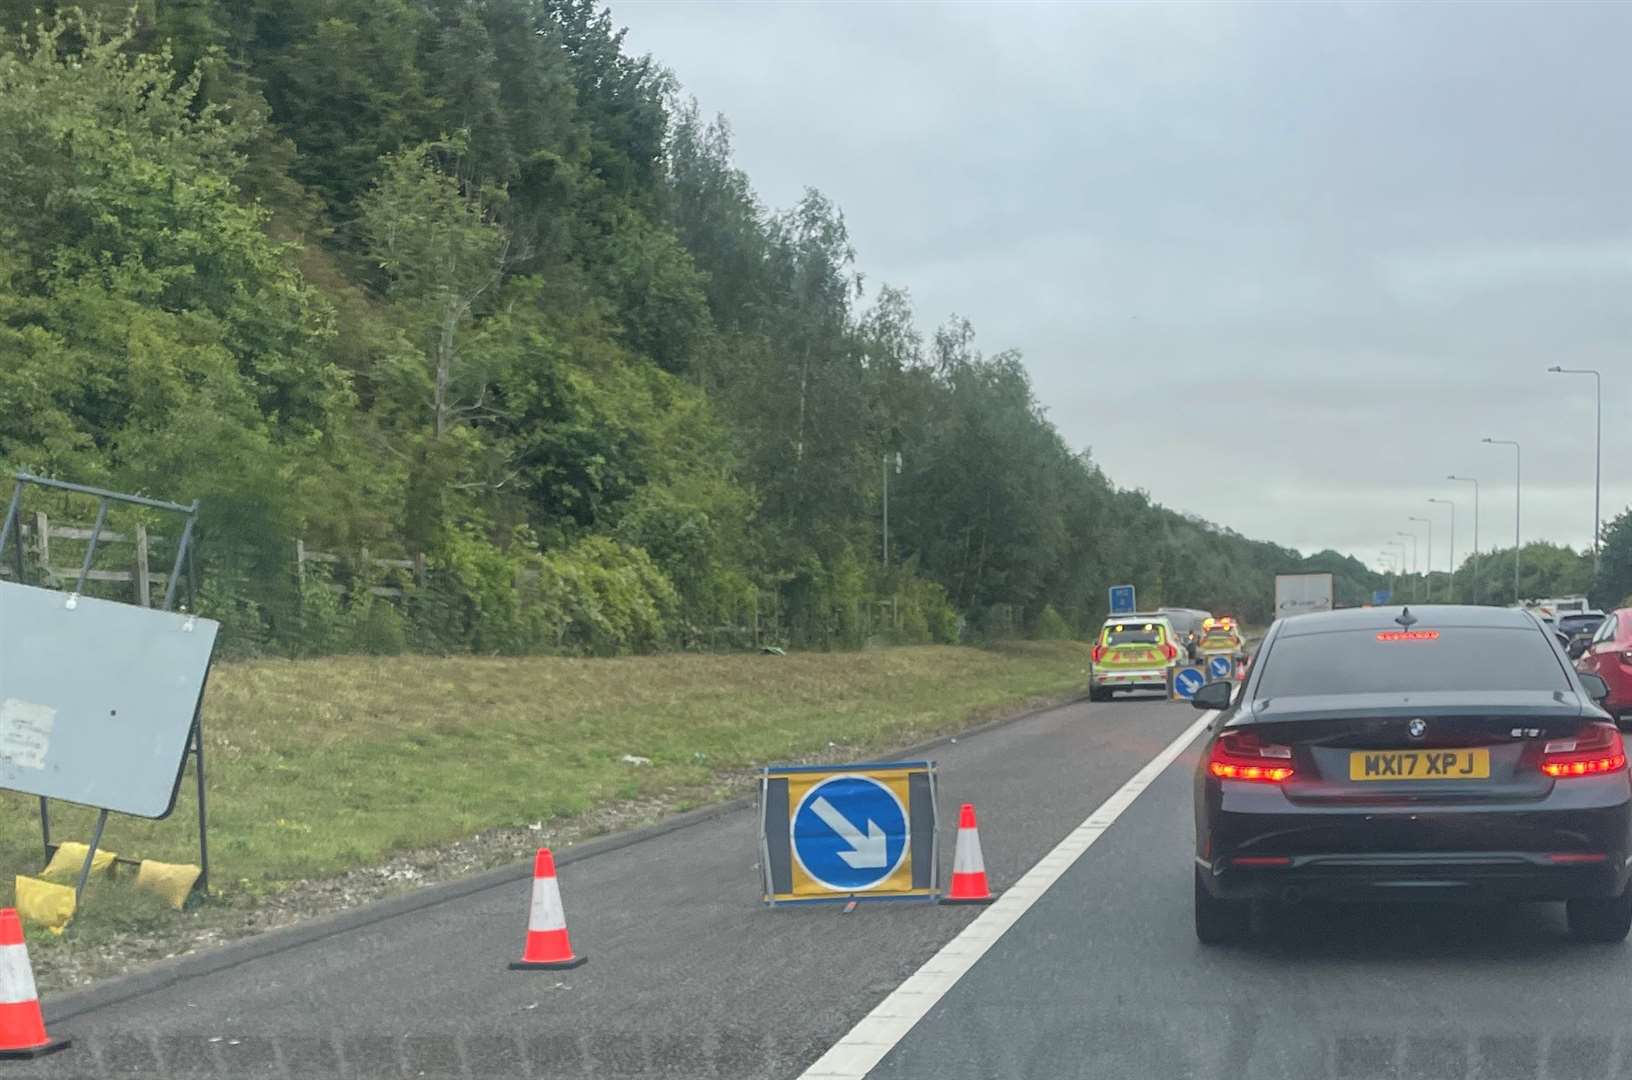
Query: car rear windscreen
1256 626 1570 696
1558 615 1602 635
1104 627 1162 646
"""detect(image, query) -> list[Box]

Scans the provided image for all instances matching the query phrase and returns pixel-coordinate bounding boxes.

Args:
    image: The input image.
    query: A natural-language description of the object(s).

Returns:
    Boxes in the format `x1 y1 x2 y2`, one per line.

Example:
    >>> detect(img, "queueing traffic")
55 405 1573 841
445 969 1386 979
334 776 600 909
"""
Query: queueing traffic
1087 573 1632 946
1187 602 1629 944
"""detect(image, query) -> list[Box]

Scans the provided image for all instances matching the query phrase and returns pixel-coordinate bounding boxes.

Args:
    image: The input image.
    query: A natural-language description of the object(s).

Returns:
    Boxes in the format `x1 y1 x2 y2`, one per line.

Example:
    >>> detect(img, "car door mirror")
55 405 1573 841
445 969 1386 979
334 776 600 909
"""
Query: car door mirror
1568 638 1590 660
1192 680 1233 710
1579 672 1610 704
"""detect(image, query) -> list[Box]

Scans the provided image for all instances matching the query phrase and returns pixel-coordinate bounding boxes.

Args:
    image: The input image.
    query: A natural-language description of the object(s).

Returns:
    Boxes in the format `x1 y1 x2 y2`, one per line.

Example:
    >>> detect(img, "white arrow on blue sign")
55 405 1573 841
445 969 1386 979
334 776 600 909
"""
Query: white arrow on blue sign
1172 667 1206 699
791 774 909 891
1208 655 1233 680
1108 585 1136 615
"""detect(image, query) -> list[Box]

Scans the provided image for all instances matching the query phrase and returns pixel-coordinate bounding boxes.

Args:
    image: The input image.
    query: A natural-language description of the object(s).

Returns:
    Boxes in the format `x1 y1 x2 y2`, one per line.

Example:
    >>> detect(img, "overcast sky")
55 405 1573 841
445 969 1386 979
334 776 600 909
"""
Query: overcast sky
618 1 1631 573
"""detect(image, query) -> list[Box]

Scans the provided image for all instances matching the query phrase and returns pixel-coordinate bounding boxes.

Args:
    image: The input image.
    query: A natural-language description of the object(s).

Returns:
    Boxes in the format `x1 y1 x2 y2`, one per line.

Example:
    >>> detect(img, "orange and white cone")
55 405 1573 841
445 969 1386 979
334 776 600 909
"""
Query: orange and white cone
509 849 586 971
0 908 69 1060
1235 658 1248 682
940 803 997 905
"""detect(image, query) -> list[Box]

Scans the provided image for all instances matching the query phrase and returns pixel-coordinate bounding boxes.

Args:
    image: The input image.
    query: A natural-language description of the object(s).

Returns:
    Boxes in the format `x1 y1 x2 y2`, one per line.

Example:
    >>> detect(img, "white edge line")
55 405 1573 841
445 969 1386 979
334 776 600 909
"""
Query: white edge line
796 708 1218 1080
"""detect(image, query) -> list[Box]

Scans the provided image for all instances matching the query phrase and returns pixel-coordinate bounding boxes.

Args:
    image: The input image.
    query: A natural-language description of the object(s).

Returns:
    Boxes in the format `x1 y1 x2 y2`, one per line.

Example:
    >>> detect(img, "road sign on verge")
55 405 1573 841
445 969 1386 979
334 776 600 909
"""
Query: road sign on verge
759 761 938 905
1109 585 1136 615
1170 666 1206 701
1207 655 1233 680
1372 589 1392 605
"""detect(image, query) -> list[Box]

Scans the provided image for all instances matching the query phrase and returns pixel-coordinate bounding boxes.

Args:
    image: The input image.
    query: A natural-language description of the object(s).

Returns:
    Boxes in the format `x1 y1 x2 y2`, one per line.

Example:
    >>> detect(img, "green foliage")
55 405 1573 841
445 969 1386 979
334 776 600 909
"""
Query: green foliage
1592 508 1632 612
1033 605 1075 641
0 0 1398 663
1441 541 1592 608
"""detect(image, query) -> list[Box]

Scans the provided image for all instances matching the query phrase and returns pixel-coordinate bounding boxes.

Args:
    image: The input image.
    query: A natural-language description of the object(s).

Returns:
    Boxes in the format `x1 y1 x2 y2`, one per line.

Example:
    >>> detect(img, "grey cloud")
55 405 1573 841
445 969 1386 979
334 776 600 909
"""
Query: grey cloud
619 0 1632 562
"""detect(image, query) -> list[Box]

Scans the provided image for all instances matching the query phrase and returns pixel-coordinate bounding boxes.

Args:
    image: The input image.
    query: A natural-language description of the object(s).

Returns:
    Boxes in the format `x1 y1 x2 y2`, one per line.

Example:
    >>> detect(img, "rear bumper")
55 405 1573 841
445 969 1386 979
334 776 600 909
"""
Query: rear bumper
1197 851 1632 902
1091 667 1168 690
1198 769 1632 902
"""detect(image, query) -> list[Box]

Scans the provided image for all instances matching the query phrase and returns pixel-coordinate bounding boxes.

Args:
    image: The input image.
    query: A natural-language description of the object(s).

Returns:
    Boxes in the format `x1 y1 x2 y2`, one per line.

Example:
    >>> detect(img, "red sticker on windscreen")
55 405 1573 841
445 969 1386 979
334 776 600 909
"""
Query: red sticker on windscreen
1376 630 1439 641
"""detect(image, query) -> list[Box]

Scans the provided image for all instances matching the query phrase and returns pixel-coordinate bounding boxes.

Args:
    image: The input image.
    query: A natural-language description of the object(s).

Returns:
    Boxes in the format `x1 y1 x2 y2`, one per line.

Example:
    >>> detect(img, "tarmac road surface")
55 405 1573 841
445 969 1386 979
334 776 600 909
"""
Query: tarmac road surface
22 691 1200 1079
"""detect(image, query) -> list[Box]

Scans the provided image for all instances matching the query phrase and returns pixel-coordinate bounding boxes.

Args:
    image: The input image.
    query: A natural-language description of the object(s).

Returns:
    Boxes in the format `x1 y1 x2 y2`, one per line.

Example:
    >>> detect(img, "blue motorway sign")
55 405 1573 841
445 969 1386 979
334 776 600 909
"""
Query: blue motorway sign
1208 655 1233 680
1108 584 1136 615
790 774 910 892
1171 666 1206 700
1372 589 1392 605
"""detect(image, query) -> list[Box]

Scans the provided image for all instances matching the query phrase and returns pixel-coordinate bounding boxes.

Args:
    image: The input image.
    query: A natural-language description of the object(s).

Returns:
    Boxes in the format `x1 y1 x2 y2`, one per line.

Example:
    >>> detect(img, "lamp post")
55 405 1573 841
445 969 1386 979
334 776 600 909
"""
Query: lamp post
1483 438 1521 603
882 450 901 568
1428 497 1455 603
1448 475 1479 604
1383 543 1406 600
1396 530 1419 600
1410 516 1433 603
1546 366 1602 572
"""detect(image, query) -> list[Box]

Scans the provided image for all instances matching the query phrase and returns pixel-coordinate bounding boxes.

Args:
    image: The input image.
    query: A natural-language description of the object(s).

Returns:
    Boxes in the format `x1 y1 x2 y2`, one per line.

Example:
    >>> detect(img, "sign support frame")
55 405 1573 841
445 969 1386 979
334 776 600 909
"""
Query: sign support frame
0 473 210 902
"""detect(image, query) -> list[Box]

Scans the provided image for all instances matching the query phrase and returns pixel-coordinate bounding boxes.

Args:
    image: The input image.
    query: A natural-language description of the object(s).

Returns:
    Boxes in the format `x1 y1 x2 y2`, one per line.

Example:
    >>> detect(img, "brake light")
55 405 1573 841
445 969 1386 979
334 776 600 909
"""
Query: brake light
1207 731 1295 783
1541 723 1627 778
1091 644 1105 663
1162 643 1177 661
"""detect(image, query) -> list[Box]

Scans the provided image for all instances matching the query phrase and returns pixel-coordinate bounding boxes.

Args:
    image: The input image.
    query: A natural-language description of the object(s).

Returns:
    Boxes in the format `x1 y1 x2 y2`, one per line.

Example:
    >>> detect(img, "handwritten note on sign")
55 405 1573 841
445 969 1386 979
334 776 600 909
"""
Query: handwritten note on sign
0 698 55 770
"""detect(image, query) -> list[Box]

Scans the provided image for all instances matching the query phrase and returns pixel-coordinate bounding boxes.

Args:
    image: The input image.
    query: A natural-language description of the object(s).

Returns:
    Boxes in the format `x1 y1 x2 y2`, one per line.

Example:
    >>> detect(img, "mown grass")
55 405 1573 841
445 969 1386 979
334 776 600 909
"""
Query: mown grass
2 643 1086 923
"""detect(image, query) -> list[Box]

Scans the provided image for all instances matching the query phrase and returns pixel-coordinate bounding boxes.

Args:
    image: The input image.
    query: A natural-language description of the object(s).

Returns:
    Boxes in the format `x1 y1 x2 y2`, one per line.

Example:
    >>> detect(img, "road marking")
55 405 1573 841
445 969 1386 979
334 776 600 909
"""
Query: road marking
797 709 1218 1080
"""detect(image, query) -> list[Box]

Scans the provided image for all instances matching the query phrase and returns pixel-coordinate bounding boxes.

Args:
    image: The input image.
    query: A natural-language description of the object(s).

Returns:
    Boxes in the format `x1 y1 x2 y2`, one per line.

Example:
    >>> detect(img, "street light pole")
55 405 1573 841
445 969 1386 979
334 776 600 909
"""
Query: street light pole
882 450 902 569
1428 497 1455 603
1410 516 1433 603
1448 475 1479 604
1483 438 1521 603
1547 366 1602 572
1384 543 1406 599
1396 530 1419 600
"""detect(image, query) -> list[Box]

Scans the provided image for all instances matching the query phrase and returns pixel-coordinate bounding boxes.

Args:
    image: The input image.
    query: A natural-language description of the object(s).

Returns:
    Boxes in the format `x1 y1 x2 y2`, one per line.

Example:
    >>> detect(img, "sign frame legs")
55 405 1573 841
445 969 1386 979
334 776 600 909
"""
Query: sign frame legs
3 472 211 907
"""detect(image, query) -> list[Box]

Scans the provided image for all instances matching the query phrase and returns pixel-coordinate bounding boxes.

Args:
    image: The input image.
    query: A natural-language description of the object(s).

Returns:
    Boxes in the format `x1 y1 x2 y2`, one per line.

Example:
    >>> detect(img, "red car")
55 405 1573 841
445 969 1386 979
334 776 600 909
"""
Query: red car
1577 609 1632 718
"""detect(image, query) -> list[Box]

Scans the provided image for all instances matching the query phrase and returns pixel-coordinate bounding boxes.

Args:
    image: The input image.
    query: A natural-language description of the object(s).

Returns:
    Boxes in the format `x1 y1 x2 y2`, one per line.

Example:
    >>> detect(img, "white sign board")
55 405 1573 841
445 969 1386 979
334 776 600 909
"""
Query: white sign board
0 581 218 818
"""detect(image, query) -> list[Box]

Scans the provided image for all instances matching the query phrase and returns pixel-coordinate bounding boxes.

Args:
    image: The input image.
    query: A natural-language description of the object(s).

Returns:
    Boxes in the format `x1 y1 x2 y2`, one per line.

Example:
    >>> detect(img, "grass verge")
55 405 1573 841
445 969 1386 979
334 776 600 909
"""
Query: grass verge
2 641 1087 989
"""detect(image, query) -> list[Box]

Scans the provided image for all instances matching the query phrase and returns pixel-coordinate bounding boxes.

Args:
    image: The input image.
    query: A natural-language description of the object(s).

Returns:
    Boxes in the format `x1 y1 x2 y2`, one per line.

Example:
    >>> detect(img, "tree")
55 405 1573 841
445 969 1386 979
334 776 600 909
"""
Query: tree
0 13 345 501
360 142 513 442
1593 508 1632 610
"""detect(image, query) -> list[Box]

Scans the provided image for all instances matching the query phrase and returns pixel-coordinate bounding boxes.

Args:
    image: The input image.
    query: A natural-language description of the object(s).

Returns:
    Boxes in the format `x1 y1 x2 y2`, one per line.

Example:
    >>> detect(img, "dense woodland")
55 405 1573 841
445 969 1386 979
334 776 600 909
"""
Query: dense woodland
0 2 1615 656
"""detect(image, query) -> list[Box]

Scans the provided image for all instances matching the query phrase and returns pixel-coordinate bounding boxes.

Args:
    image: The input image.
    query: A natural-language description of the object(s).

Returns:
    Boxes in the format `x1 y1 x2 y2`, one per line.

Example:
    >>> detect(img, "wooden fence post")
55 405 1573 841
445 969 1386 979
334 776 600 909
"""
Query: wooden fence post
33 511 48 570
134 524 151 607
295 539 306 586
413 552 427 590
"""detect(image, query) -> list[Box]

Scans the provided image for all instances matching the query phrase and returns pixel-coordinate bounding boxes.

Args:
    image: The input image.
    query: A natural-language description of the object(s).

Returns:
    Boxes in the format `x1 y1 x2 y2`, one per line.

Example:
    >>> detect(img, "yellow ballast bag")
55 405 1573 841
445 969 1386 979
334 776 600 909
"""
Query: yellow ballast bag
14 875 76 934
40 842 118 883
133 860 201 910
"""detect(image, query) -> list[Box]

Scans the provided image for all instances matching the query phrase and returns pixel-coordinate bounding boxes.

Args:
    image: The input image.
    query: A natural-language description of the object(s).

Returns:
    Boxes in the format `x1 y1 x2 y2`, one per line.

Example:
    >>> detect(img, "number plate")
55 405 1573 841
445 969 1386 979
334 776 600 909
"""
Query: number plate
1348 749 1490 781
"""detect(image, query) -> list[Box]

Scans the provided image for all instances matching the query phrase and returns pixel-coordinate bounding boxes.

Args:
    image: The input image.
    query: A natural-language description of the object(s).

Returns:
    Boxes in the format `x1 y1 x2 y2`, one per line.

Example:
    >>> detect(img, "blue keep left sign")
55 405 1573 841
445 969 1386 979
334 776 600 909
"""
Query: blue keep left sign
790 774 910 892
1208 655 1233 680
1171 666 1206 700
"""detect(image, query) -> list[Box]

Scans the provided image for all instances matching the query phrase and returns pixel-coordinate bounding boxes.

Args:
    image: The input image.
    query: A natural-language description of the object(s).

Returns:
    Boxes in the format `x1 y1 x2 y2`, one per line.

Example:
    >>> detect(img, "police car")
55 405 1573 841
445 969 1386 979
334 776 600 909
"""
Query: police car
1089 614 1183 701
1196 615 1246 660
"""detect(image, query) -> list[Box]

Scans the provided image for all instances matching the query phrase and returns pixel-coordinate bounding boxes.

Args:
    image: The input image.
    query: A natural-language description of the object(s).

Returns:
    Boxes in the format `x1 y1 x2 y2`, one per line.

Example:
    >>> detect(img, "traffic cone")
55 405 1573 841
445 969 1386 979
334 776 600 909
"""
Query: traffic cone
940 804 996 905
1235 658 1248 682
509 849 586 971
0 908 69 1060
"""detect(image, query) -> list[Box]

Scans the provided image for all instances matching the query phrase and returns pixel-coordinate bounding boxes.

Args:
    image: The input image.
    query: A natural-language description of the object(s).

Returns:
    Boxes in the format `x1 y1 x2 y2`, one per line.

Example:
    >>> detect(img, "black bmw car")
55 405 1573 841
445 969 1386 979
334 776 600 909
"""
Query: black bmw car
1192 604 1629 944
